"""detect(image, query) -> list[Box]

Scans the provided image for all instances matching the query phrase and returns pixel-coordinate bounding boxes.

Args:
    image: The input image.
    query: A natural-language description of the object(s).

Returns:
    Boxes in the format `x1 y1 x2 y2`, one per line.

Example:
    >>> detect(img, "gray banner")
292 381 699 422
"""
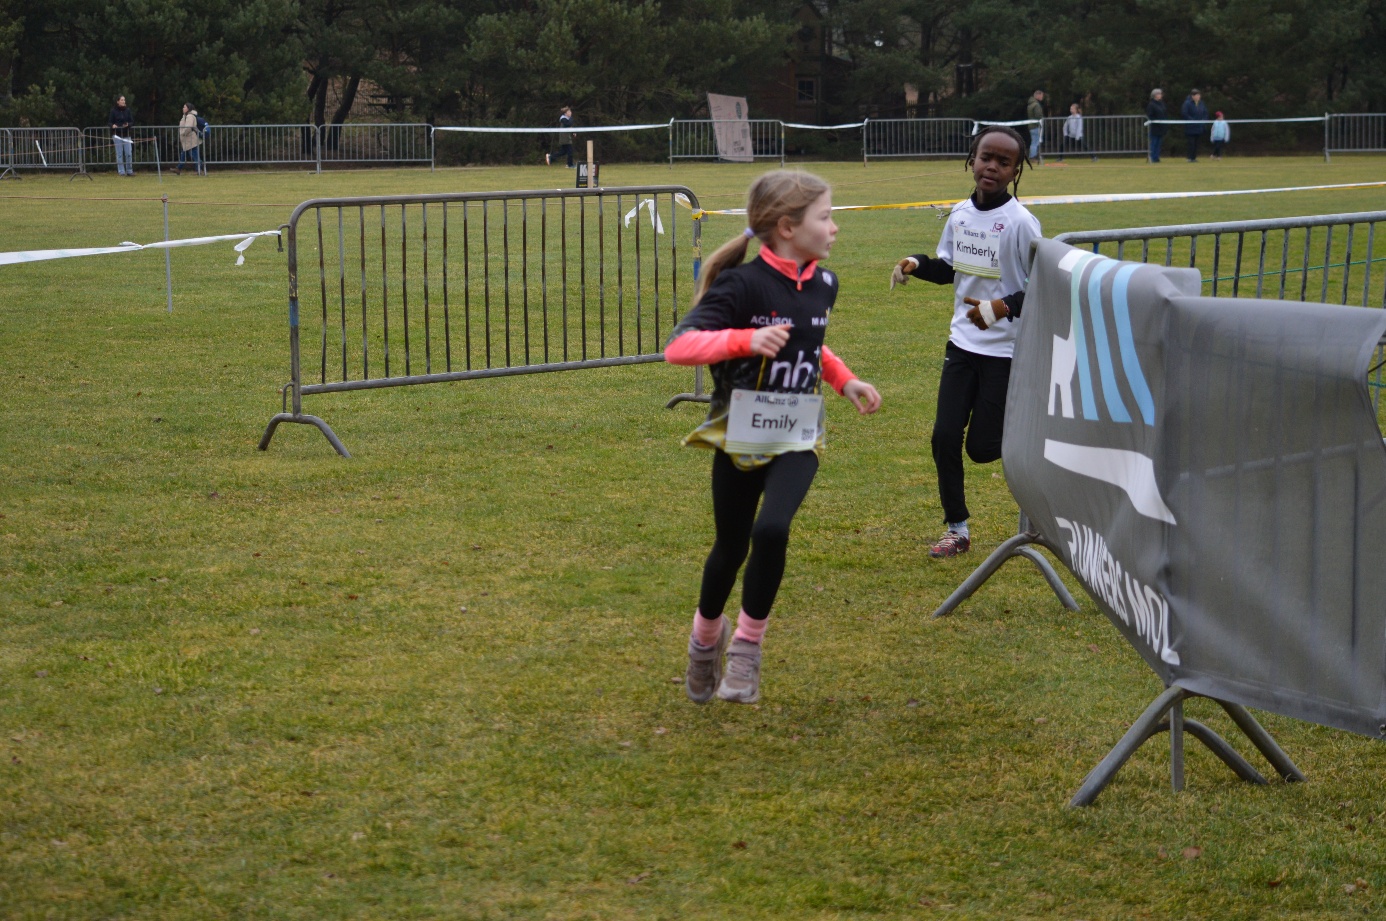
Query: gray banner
1007 239 1386 738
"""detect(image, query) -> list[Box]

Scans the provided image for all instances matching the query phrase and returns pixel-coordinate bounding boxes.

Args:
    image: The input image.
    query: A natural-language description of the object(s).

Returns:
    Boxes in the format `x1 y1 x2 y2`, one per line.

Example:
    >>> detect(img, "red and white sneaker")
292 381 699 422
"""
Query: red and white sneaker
929 530 971 558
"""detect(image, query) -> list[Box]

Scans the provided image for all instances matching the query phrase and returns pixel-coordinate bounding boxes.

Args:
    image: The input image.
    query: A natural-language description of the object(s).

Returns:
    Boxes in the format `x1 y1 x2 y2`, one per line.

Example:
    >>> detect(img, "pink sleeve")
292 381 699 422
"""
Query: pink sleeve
664 328 756 366
820 346 857 395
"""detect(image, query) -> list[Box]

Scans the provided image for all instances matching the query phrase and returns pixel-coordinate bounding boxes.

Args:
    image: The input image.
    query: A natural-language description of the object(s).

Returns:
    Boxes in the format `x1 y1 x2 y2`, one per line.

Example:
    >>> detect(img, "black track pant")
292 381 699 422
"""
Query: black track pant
698 449 819 621
931 340 1012 525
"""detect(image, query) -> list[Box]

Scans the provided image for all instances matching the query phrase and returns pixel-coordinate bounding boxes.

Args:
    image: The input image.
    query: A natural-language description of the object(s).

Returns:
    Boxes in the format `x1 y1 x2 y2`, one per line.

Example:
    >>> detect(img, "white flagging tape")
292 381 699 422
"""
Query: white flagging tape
623 198 664 234
437 120 868 134
686 181 1386 217
433 123 669 134
973 119 1042 130
0 229 282 268
1018 181 1386 207
1146 117 1326 125
783 121 867 130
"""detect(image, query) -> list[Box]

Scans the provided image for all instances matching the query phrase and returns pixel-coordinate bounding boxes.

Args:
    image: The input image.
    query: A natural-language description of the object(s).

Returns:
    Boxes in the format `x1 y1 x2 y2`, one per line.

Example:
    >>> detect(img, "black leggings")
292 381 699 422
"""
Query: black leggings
932 341 1012 524
698 449 819 621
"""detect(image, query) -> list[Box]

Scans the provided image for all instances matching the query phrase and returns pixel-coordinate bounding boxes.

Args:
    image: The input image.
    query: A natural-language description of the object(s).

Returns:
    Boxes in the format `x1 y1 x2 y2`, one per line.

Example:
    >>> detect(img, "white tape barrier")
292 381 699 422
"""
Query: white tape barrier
0 230 282 268
1019 181 1386 207
623 198 664 233
687 181 1386 217
433 123 670 134
783 121 866 130
436 120 870 135
1146 117 1326 126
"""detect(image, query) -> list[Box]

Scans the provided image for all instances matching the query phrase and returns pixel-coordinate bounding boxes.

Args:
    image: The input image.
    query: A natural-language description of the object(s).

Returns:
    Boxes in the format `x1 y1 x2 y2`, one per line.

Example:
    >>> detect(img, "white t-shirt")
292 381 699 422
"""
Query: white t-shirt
936 195 1042 358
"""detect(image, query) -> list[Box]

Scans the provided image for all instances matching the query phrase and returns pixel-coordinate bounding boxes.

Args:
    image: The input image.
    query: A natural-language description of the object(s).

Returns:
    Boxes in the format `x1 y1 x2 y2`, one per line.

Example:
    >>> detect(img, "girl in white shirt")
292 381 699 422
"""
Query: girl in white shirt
889 126 1042 558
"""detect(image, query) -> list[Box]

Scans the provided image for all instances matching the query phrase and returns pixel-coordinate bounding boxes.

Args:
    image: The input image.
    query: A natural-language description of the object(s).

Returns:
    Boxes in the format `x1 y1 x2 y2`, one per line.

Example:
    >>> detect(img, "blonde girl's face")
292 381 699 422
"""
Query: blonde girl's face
780 190 837 263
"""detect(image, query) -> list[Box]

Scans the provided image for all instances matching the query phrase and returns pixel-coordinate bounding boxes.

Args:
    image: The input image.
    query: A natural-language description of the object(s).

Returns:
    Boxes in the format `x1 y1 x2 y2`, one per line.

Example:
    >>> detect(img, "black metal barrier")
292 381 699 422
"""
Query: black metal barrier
937 209 1386 620
935 212 1386 805
258 186 702 456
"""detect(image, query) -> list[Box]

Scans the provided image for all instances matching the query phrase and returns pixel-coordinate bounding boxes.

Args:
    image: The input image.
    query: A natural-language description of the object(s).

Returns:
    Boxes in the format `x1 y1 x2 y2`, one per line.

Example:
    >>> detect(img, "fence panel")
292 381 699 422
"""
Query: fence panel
1327 114 1386 157
260 185 702 455
1054 212 1386 309
319 123 432 167
84 124 320 171
1040 114 1148 159
202 125 319 169
862 118 976 162
0 128 84 175
83 126 175 173
668 120 784 165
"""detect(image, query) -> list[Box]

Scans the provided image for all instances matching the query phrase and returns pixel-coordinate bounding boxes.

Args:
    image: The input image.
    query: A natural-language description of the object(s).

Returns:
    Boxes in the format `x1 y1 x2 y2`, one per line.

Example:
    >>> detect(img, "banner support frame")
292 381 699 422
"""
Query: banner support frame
1068 686 1306 807
931 515 1079 617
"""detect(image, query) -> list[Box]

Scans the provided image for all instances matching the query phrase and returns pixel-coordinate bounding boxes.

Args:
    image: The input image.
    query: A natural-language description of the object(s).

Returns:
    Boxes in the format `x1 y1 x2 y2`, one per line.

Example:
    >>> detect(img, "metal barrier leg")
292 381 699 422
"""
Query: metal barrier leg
1 167 19 181
931 531 1042 617
934 509 1081 616
1012 546 1081 611
1069 687 1300 807
665 365 712 408
1169 694 1185 791
1179 719 1267 784
1069 685 1183 807
1216 700 1306 782
259 413 351 458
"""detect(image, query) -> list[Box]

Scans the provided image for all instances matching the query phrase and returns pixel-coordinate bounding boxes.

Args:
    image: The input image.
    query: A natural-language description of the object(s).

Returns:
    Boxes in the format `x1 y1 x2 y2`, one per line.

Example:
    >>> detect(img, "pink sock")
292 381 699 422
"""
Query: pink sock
691 609 724 648
734 610 767 644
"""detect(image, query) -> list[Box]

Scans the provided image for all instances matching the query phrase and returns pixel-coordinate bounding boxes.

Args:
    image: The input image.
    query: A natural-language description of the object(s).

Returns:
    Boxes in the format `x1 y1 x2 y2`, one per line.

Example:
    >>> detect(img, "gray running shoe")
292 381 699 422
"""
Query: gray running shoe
685 617 731 704
716 638 762 703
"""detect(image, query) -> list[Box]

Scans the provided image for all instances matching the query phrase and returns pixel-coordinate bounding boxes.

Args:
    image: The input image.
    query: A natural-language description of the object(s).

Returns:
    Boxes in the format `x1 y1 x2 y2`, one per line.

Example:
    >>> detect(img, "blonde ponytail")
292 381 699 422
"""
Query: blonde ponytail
692 170 831 306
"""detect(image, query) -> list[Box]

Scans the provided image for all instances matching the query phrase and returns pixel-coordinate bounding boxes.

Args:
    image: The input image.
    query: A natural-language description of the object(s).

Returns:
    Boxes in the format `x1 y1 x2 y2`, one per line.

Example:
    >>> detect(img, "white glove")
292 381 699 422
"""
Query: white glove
889 257 918 290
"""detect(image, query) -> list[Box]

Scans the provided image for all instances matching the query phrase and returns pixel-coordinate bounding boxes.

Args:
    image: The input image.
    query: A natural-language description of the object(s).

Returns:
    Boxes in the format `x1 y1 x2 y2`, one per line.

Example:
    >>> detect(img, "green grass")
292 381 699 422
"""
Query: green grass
3 157 1386 920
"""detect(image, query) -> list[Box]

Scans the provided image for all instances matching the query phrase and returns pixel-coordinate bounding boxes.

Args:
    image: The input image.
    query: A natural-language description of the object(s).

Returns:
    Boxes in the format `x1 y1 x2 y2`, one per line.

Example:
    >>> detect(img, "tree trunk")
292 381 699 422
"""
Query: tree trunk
331 73 360 125
955 28 975 98
312 73 329 127
325 74 359 152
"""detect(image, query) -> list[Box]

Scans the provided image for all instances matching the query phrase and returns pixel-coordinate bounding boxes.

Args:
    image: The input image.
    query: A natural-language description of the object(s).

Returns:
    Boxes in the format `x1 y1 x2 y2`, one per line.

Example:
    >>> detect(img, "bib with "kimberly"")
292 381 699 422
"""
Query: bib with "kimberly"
953 223 1003 279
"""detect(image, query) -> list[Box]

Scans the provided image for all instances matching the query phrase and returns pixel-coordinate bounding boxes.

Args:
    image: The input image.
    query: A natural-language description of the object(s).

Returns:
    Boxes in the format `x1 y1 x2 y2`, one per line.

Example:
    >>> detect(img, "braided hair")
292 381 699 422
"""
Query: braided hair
965 125 1028 198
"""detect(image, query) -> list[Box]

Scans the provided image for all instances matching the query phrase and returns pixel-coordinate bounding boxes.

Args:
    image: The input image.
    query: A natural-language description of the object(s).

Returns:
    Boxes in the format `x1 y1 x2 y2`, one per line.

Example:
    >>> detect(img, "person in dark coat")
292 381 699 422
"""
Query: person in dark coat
109 95 134 176
1181 88 1209 162
1146 89 1167 163
546 105 575 168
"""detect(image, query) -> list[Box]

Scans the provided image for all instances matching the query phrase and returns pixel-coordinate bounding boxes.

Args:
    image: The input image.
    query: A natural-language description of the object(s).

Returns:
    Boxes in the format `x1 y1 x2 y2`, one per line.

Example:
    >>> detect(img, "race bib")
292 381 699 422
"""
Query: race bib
724 389 823 455
953 223 1002 279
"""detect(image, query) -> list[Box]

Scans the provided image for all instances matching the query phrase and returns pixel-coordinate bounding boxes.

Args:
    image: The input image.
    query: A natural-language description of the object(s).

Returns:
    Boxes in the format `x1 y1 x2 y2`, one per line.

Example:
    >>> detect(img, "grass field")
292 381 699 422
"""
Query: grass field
3 156 1386 920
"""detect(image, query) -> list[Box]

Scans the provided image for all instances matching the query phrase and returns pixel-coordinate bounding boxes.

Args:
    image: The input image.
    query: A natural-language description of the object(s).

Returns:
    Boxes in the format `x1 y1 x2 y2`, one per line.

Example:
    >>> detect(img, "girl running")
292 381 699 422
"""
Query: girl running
889 126 1042 559
666 170 882 705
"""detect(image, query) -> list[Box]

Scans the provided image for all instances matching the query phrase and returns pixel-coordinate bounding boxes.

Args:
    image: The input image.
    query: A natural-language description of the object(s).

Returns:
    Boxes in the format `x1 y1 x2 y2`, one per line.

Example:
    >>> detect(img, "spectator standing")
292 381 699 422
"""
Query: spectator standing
176 104 204 175
1060 102 1096 161
1025 90 1045 160
546 105 575 168
1146 89 1167 163
1181 88 1209 162
1210 111 1230 160
109 94 134 176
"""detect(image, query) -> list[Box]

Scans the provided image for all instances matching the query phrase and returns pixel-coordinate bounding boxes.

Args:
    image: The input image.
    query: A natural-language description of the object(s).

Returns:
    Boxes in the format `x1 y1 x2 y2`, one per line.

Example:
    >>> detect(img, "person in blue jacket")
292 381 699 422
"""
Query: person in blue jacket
1210 111 1230 160
1181 88 1209 162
